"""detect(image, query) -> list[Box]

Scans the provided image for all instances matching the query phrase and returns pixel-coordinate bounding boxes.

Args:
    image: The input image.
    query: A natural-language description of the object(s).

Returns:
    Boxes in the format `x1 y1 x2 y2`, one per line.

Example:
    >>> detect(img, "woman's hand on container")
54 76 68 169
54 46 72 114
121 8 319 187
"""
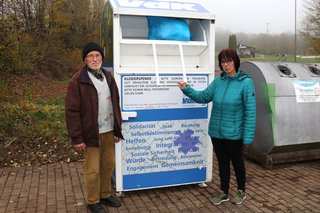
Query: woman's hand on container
178 81 187 90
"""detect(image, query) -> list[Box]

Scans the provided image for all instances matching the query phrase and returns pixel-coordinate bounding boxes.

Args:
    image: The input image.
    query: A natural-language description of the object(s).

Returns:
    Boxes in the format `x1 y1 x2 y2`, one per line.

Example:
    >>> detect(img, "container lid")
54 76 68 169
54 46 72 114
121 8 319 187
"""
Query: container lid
109 0 215 20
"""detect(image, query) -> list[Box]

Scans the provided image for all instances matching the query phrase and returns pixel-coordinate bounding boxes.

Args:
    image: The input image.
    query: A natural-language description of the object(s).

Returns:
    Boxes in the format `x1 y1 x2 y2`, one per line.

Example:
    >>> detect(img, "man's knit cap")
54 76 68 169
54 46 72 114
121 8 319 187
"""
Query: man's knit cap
82 42 104 61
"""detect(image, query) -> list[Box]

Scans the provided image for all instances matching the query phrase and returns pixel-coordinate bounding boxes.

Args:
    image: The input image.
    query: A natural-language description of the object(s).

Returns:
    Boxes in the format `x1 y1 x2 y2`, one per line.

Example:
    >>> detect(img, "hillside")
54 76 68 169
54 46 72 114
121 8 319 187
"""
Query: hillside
0 74 84 167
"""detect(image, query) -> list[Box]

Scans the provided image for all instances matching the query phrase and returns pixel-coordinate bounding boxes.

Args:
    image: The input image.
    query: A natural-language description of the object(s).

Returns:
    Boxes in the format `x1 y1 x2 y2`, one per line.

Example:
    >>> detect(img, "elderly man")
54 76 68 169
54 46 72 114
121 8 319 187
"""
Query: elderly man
65 42 123 213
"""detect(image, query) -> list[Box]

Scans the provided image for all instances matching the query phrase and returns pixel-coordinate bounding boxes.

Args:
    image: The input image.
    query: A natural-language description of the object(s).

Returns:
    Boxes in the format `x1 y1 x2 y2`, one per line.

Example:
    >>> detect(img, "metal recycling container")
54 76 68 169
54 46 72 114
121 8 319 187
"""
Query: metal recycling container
240 62 320 168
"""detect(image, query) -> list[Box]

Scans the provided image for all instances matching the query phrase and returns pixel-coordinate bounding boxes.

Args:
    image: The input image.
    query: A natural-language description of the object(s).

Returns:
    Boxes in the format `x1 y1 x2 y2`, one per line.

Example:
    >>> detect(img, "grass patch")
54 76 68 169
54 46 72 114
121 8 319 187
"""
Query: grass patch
241 54 320 63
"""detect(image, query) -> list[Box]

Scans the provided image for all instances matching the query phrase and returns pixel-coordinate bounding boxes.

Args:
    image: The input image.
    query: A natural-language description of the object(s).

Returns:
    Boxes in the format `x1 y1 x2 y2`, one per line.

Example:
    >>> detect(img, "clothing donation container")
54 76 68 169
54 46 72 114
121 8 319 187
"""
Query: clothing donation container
240 62 320 169
101 0 215 193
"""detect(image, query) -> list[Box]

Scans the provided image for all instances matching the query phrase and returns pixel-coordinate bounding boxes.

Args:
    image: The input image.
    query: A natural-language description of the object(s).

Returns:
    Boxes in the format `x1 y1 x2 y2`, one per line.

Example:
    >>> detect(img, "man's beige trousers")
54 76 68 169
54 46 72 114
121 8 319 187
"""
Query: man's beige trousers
84 131 115 204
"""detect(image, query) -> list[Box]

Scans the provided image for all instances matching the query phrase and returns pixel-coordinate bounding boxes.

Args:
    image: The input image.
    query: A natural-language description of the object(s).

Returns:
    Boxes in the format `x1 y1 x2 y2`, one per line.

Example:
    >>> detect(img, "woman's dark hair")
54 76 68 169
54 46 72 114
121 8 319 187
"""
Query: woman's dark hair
218 48 240 72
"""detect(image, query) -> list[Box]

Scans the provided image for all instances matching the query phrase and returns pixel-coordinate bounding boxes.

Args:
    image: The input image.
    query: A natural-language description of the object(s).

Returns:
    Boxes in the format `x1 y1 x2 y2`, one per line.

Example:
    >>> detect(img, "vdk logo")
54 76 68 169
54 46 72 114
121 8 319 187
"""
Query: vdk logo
116 0 207 12
182 98 195 104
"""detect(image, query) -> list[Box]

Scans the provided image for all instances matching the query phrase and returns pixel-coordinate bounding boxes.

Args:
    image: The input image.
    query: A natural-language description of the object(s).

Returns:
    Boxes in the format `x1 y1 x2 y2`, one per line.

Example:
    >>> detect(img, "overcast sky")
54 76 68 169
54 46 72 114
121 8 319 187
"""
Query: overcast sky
198 0 305 34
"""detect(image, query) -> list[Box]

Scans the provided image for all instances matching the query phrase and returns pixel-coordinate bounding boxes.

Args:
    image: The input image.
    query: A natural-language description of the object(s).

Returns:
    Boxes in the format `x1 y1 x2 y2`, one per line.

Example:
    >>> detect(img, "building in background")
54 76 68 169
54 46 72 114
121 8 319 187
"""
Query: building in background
238 43 255 58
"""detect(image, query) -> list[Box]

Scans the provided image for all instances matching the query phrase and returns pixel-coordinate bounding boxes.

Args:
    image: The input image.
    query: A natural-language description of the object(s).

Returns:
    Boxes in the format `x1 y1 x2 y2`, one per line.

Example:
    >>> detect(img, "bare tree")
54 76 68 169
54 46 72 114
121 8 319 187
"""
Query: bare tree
300 0 320 54
0 0 105 77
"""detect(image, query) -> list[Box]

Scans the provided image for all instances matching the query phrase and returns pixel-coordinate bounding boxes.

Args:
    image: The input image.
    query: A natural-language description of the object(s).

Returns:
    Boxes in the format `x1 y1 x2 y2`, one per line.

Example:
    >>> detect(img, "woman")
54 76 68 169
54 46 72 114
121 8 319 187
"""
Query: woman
178 48 256 205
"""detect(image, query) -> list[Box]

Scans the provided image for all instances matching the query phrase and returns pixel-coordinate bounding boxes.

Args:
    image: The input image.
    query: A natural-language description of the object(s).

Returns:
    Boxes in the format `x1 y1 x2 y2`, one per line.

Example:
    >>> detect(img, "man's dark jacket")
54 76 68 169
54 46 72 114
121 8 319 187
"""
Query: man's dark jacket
65 67 124 147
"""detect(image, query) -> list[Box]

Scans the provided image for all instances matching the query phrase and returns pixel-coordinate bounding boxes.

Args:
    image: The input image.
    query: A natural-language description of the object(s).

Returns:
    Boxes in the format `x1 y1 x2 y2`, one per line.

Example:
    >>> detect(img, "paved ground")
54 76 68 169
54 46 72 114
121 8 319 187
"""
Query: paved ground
0 157 319 213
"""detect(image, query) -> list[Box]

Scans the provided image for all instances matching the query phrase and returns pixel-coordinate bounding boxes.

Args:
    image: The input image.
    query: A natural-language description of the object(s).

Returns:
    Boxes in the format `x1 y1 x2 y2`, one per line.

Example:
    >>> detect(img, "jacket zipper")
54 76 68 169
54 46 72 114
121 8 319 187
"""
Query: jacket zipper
219 79 230 137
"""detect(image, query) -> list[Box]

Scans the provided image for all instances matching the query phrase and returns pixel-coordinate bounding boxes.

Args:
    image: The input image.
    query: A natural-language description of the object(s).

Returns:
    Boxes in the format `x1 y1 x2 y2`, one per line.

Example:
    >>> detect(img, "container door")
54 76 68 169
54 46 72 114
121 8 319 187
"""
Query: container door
119 74 211 191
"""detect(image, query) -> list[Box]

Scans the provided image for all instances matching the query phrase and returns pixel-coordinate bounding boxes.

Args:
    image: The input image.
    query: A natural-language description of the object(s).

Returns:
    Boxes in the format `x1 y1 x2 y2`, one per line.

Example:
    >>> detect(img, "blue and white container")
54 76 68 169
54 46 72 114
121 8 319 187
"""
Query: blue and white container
101 0 216 193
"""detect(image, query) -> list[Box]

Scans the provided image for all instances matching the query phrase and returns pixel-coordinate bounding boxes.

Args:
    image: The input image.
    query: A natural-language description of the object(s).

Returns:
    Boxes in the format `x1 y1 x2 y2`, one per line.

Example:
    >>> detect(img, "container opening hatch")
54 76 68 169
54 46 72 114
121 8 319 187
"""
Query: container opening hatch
308 65 320 76
276 64 296 77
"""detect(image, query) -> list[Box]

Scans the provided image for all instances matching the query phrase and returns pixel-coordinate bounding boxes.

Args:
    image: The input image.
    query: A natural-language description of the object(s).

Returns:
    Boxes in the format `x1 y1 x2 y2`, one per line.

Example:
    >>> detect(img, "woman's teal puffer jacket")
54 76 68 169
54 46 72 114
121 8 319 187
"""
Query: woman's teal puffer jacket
182 70 256 144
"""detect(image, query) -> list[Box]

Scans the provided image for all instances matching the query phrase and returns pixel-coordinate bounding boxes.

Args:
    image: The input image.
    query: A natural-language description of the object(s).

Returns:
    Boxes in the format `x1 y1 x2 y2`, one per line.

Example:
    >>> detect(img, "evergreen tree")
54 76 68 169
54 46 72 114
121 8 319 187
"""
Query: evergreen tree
228 34 237 50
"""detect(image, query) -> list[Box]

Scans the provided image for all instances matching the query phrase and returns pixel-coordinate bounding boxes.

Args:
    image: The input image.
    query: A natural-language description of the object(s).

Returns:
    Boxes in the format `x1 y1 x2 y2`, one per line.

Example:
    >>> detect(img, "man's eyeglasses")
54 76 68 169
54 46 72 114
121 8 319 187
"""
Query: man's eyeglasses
221 59 233 65
86 53 102 60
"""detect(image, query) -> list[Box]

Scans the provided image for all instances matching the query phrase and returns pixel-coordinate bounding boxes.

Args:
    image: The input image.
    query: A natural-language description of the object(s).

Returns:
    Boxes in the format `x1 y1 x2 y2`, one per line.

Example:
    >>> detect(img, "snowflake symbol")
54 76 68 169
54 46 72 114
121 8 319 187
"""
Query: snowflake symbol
174 129 200 154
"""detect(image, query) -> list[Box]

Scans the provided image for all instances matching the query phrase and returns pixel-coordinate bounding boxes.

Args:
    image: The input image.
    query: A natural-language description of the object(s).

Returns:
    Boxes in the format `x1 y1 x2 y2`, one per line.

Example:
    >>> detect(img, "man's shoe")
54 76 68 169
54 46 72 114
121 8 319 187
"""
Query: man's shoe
100 196 121 207
210 191 229 205
87 203 107 213
231 190 246 205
